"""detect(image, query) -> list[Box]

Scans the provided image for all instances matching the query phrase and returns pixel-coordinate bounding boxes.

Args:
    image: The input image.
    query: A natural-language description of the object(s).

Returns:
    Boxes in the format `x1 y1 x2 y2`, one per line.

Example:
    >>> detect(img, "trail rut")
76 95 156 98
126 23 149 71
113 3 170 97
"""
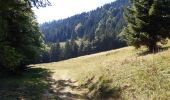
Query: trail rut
42 69 88 100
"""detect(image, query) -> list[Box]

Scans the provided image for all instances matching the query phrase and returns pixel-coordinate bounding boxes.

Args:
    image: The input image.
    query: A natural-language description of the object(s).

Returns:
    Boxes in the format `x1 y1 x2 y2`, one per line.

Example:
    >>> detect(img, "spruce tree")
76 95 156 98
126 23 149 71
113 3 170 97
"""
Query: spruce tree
122 0 170 52
70 40 78 57
63 41 71 59
50 42 61 61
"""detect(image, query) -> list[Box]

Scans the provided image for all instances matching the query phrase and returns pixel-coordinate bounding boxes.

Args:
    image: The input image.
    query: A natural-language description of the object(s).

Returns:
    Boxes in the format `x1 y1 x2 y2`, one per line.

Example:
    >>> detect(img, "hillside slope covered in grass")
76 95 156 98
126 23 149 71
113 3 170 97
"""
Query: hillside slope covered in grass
0 43 170 99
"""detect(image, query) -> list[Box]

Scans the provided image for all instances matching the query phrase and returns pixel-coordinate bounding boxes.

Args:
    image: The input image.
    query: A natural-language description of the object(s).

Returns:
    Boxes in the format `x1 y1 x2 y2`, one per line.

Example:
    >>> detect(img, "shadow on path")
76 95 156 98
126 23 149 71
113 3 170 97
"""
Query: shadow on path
0 68 52 100
43 78 89 100
0 67 89 100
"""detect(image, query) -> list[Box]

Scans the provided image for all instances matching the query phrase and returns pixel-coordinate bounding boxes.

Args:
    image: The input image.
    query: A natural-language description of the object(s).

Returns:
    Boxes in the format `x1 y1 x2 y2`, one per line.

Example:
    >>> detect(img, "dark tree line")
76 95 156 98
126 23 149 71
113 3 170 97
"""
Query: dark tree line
40 0 129 62
40 35 126 63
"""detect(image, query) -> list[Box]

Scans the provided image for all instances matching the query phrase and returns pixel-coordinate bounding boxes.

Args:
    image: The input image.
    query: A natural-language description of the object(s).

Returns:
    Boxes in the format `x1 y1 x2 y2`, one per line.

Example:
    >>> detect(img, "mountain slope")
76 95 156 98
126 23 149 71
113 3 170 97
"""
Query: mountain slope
39 0 129 63
40 0 129 43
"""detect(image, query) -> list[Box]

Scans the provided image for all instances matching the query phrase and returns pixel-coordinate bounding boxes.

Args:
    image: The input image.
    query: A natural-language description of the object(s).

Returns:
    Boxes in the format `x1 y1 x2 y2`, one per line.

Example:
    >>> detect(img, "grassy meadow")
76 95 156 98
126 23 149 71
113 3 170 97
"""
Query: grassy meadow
0 42 170 99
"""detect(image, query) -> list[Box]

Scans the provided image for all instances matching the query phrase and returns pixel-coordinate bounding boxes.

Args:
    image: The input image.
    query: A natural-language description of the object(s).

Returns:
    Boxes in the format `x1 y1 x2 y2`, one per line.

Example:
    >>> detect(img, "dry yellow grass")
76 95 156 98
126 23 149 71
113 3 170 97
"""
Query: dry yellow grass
32 42 170 99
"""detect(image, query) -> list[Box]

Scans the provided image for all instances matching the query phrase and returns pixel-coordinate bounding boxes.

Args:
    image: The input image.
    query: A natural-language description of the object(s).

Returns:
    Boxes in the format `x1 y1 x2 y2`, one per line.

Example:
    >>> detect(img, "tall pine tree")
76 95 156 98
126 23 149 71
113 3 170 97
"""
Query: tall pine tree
50 42 61 62
122 0 170 52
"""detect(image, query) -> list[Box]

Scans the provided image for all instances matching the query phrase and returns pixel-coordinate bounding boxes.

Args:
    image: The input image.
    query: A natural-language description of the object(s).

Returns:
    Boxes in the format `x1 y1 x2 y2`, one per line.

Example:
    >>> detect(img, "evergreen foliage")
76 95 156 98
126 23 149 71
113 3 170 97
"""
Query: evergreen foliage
28 0 51 8
39 0 129 62
0 0 43 73
50 42 61 61
40 0 129 43
121 0 170 52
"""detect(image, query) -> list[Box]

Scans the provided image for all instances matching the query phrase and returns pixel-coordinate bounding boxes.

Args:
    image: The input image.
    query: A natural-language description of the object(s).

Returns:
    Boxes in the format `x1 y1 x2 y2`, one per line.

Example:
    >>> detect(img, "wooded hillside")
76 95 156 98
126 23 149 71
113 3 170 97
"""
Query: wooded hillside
39 0 129 62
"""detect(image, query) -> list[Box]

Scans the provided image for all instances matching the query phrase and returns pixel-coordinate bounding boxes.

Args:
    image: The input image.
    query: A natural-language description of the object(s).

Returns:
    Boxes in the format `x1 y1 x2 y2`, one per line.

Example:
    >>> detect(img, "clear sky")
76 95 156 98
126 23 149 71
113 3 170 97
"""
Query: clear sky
33 0 115 23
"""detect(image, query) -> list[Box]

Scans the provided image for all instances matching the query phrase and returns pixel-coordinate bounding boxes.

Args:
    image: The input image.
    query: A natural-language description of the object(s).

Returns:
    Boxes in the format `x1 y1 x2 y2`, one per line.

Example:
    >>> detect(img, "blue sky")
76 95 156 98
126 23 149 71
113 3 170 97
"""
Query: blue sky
33 0 115 23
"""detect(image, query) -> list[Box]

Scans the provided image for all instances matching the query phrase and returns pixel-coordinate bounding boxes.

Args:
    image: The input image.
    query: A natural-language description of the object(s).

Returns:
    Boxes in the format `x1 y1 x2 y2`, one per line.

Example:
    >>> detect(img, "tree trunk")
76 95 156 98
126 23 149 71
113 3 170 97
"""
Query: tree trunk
148 40 157 53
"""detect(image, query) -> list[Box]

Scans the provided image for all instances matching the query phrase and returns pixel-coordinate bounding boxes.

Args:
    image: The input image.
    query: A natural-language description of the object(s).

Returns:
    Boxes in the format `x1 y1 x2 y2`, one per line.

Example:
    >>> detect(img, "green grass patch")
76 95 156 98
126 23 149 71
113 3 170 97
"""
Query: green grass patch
1 41 170 99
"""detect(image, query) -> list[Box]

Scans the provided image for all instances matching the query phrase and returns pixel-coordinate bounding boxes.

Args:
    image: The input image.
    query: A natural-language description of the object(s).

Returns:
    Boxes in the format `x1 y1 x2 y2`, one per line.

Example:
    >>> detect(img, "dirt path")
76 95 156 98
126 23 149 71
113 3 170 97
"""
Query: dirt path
42 69 88 100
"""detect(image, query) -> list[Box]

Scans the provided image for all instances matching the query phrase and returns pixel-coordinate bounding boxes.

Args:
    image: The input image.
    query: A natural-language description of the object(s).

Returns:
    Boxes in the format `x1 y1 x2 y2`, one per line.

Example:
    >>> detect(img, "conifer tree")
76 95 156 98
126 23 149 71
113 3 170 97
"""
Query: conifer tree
70 40 78 57
122 0 170 52
50 42 61 61
63 41 71 59
0 0 43 73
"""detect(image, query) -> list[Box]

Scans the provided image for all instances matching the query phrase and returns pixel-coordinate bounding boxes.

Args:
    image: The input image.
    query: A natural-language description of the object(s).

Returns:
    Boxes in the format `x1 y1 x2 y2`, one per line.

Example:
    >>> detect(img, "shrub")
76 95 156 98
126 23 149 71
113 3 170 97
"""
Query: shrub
87 76 122 100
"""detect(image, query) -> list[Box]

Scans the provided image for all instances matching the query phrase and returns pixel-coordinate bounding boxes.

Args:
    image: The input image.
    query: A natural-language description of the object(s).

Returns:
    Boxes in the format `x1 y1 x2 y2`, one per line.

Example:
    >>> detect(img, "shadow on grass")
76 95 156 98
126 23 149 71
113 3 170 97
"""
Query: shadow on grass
137 46 170 56
82 76 122 100
0 67 89 100
0 67 52 100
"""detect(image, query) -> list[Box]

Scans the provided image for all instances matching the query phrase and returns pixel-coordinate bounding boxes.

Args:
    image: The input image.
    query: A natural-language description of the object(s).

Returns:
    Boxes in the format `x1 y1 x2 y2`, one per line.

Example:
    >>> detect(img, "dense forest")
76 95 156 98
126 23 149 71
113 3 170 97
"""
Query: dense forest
1 0 169 72
0 0 48 73
0 0 170 99
40 0 129 62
